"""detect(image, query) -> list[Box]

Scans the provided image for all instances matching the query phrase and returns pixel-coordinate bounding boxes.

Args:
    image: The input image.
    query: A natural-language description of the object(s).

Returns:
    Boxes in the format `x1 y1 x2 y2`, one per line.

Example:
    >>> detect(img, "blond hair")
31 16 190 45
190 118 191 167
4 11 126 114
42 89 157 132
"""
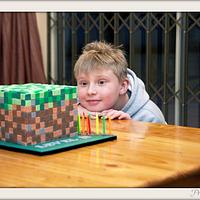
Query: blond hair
74 41 128 81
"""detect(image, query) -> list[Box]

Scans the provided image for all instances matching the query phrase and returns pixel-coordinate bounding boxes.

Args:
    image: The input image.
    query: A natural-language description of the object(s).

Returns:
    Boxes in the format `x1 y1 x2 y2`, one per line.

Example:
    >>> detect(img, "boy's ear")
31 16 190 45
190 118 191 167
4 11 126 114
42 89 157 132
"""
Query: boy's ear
119 78 129 95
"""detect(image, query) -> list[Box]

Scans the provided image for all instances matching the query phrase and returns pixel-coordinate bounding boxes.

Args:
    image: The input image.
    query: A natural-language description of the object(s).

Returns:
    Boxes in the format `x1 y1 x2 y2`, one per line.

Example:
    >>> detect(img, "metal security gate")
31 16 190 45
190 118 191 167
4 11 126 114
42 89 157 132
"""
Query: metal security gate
47 12 200 128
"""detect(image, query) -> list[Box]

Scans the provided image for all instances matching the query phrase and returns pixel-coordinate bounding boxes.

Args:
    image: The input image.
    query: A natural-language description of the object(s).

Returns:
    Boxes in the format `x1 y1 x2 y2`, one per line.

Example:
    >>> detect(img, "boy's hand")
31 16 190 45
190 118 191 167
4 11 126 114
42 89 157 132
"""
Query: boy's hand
77 104 101 119
101 109 131 120
78 105 131 120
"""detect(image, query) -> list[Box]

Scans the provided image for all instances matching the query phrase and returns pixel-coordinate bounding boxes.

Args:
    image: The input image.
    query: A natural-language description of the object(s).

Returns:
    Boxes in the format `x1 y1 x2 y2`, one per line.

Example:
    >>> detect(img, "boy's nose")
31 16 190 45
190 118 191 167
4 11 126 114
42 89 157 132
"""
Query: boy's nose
87 84 97 95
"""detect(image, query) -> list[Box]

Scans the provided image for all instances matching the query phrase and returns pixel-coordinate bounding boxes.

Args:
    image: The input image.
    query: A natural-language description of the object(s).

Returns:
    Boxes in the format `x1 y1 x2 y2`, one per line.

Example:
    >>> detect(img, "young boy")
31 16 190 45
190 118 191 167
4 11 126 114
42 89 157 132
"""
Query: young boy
74 41 166 124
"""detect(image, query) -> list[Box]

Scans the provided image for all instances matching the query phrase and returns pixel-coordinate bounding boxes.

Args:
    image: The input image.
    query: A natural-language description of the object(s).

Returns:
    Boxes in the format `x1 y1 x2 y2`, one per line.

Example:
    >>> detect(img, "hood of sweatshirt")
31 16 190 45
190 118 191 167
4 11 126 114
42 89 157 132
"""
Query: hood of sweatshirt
122 68 149 117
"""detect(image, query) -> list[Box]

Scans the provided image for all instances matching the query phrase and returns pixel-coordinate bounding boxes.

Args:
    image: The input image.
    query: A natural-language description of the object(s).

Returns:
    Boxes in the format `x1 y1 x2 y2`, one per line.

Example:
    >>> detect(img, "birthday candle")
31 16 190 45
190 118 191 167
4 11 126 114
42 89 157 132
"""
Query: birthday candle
83 112 87 133
108 117 111 134
88 113 91 135
85 114 89 135
96 113 99 134
102 115 106 134
77 113 81 134
81 113 85 134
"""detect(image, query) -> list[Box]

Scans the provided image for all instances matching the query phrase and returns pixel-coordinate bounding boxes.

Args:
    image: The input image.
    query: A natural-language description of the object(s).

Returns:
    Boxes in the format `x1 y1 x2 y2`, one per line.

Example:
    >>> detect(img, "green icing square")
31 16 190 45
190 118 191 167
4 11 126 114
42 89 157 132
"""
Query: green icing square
61 89 65 95
25 94 31 100
56 101 61 106
64 88 70 94
56 96 61 101
21 100 26 106
72 93 77 99
44 97 48 103
20 94 26 100
35 99 40 105
39 92 44 98
4 97 8 103
48 102 53 108
8 97 12 104
8 92 12 99
11 92 16 98
8 104 12 110
44 91 49 97
15 92 20 99
31 93 36 99
48 96 53 102
25 100 31 106
72 87 77 93
4 104 8 110
52 96 57 101
65 94 69 100
48 90 53 96
35 93 40 99
68 93 72 99
52 89 60 96
40 98 44 104
15 99 21 105
36 105 40 111
4 92 8 98
61 94 65 100
40 104 44 110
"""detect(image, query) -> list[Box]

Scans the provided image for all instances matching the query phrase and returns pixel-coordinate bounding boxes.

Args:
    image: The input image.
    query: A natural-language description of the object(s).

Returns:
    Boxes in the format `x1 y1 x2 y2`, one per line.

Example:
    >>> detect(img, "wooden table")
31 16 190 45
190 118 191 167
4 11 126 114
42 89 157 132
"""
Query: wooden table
0 120 200 187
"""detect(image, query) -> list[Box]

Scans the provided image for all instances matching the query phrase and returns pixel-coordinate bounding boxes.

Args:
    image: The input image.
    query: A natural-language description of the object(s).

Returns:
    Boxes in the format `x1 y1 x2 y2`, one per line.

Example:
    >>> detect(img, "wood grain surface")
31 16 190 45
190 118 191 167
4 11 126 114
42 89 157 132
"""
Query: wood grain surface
0 120 200 187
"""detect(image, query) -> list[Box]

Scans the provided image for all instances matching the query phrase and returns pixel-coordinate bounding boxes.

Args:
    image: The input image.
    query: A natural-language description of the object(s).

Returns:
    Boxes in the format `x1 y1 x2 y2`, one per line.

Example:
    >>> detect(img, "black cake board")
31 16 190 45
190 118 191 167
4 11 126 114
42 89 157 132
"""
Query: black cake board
0 134 117 155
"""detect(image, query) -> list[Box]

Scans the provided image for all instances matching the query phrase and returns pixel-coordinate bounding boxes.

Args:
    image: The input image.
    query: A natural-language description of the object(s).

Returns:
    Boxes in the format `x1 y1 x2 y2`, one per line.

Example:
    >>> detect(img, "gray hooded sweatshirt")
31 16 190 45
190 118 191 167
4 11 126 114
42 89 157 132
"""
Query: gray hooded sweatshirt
122 68 166 124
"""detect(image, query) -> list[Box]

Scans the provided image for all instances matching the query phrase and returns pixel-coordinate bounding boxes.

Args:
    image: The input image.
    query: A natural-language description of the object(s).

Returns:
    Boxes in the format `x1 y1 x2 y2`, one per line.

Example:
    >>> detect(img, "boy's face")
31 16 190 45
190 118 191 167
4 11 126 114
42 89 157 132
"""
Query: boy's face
77 68 128 112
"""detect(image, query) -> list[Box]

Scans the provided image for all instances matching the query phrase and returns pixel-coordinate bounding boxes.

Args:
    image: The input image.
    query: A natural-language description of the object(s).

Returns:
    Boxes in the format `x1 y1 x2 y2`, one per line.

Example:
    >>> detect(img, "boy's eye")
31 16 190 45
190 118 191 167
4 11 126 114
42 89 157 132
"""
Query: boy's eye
98 80 106 85
79 81 88 86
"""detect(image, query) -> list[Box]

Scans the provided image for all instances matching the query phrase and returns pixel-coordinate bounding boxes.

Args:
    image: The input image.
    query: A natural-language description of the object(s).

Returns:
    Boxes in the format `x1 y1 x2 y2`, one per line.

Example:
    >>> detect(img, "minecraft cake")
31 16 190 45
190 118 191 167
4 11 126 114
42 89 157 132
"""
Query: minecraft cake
0 83 77 146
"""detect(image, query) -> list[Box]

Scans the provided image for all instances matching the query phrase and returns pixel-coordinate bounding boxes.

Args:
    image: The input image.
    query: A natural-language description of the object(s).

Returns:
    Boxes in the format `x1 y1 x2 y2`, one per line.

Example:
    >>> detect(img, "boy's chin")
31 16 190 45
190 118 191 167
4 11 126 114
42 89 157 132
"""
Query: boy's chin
86 107 104 113
88 108 103 112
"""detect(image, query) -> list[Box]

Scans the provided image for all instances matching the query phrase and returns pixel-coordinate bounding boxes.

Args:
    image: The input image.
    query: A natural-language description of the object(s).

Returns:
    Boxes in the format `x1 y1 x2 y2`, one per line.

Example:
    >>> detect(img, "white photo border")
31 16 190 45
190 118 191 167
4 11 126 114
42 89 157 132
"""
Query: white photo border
0 1 199 11
0 1 200 199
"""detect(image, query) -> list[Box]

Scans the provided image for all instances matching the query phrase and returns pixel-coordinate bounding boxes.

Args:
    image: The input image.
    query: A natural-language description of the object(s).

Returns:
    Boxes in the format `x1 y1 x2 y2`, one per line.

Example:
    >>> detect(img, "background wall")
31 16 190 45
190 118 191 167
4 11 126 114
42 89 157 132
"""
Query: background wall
36 13 47 78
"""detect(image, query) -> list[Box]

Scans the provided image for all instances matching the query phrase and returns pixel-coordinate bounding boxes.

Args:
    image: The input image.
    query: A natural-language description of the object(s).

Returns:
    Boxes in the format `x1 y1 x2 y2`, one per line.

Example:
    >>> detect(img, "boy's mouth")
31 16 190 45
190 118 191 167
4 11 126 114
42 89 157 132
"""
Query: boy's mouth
86 100 101 106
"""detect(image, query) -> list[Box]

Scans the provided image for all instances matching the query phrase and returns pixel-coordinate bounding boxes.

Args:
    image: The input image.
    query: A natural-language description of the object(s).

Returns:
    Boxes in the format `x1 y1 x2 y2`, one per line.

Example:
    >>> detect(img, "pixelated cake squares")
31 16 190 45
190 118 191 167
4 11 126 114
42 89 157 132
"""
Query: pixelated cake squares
0 83 77 145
